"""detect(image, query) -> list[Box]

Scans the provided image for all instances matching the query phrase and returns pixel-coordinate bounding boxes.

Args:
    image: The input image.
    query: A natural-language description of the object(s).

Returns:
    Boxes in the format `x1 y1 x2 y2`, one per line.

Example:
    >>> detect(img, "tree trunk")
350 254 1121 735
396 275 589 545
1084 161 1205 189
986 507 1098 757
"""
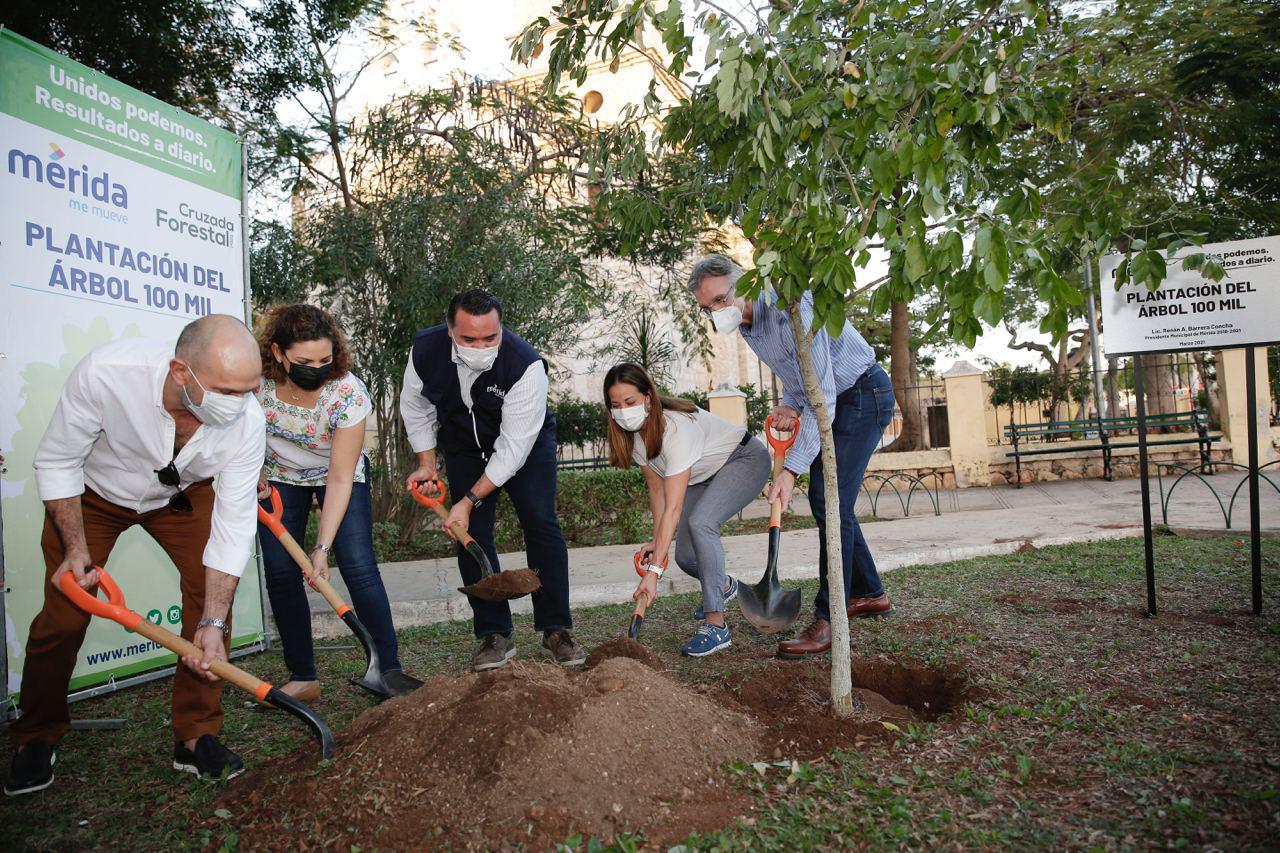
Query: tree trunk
1192 351 1221 424
883 300 924 452
787 303 853 718
1106 356 1120 418
1141 354 1178 430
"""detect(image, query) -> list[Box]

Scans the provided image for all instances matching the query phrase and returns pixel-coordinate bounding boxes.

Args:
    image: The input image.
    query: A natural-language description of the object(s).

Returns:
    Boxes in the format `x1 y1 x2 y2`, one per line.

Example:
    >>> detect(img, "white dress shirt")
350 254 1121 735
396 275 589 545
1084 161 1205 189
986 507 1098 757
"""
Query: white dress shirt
400 344 549 488
33 338 266 577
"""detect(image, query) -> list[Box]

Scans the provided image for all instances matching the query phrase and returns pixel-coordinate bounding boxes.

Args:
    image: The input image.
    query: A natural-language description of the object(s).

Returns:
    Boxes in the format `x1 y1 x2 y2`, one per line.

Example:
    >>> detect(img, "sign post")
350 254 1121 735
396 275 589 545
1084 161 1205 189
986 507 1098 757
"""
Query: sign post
0 30 266 714
1100 236 1280 616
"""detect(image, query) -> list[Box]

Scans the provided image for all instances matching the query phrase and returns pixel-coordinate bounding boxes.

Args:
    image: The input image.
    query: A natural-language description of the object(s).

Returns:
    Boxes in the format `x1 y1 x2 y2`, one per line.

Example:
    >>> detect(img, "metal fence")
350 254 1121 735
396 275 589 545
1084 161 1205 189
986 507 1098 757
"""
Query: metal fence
988 353 1206 445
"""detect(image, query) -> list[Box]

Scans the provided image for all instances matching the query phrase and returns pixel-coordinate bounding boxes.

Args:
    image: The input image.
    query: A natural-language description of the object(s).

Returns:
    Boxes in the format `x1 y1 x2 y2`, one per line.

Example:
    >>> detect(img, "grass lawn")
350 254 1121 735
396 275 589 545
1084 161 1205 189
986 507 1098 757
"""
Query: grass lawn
3 533 1278 850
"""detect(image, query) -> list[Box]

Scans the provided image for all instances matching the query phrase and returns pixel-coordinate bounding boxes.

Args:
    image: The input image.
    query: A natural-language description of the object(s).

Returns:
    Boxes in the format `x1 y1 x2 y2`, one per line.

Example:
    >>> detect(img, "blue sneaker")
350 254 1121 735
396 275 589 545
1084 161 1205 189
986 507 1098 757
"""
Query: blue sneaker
681 622 732 657
693 576 739 620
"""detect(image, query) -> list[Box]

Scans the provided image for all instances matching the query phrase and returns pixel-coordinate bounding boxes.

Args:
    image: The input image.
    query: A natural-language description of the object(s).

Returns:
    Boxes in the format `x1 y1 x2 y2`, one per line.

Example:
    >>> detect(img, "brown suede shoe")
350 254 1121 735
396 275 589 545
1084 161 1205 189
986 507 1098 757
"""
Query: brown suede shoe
777 619 832 659
542 629 586 667
847 593 892 619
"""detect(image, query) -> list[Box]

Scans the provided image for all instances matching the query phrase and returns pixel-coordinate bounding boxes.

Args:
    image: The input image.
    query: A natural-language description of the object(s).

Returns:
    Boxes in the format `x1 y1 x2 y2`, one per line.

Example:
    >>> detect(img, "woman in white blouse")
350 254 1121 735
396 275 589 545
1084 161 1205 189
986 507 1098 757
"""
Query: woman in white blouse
604 363 771 656
255 304 420 699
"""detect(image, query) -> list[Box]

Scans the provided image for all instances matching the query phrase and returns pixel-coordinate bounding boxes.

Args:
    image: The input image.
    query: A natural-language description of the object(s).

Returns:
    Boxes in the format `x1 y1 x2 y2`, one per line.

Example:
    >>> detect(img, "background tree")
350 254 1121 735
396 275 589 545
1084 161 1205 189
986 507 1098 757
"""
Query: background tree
253 83 606 530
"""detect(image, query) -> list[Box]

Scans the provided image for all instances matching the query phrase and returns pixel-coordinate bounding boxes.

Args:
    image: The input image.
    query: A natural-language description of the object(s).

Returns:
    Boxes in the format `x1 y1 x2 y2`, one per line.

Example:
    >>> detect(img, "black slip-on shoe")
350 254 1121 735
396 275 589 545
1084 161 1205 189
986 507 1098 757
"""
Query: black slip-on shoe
4 742 55 796
173 734 245 781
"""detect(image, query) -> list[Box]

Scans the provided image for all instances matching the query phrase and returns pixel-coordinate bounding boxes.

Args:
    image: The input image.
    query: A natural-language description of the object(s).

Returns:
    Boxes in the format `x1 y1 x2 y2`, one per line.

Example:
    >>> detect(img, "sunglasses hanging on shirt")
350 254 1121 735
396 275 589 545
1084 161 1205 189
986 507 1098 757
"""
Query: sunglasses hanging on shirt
154 459 193 514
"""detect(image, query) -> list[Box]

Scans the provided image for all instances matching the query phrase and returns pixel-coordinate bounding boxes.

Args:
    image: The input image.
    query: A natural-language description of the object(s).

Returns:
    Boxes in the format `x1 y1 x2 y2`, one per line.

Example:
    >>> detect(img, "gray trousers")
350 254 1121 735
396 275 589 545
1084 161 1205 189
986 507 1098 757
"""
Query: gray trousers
673 437 772 614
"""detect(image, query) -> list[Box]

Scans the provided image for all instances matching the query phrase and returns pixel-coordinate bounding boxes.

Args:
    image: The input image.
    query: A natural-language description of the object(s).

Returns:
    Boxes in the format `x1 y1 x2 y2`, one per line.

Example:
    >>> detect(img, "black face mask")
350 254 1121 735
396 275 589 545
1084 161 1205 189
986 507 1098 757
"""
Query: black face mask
285 357 334 390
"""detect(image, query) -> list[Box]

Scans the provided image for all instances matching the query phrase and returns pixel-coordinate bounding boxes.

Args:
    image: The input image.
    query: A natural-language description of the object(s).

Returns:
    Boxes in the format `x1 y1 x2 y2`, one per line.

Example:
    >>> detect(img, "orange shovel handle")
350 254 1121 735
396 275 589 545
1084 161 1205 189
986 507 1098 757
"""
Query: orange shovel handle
408 481 474 544
58 569 272 701
256 486 352 616
633 549 670 579
764 413 800 454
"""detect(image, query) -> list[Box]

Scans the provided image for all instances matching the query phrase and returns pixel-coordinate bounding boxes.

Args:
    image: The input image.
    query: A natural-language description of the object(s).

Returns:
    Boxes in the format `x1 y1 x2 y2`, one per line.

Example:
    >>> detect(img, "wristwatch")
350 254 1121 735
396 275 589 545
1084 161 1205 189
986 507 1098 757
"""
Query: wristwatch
196 617 230 638
464 489 483 509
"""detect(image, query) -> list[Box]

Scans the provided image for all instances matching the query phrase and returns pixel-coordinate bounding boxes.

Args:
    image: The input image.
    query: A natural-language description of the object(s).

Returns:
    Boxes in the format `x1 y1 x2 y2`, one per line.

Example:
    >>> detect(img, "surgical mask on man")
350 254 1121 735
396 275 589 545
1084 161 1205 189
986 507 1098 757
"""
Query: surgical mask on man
454 340 500 372
612 405 648 432
710 303 744 335
181 364 245 426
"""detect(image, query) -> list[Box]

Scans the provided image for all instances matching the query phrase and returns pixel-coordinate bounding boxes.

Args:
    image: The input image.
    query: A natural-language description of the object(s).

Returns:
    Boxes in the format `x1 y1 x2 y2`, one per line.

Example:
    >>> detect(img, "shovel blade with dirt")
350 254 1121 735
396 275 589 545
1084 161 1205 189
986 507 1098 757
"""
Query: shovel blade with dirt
738 415 804 634
60 568 335 760
258 486 403 700
409 481 541 602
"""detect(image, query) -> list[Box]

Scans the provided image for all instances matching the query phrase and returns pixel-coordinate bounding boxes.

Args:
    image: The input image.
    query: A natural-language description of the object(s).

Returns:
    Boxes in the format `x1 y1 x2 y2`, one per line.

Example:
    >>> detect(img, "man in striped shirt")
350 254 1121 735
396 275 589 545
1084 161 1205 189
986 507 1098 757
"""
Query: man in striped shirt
688 254 896 657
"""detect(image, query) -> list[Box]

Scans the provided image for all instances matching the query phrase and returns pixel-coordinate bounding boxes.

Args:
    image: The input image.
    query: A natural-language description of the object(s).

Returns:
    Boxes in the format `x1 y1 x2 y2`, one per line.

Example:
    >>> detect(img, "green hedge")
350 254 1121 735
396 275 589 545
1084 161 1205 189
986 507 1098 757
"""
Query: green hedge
359 467 651 562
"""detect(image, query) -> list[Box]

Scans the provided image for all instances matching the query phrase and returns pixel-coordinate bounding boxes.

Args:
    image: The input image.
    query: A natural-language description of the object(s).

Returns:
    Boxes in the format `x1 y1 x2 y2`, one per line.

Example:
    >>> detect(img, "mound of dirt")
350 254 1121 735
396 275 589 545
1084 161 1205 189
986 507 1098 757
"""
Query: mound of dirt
584 637 663 671
221 658 757 849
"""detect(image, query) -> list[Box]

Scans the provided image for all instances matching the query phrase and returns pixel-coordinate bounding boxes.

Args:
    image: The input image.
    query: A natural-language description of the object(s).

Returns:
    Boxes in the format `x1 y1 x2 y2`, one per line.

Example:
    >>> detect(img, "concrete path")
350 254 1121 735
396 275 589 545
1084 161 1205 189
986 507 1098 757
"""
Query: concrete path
301 472 1278 637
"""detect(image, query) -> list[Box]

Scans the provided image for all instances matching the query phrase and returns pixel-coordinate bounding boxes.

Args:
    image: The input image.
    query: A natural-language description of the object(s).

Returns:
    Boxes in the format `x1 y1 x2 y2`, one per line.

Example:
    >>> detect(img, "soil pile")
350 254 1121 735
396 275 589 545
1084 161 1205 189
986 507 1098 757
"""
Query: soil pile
584 637 663 671
222 658 757 849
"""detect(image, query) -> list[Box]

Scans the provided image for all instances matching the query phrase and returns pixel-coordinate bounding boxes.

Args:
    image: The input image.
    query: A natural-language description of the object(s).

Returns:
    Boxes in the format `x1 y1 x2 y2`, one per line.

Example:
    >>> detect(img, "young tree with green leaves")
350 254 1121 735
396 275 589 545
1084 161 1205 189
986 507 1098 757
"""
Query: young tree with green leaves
514 0 1134 715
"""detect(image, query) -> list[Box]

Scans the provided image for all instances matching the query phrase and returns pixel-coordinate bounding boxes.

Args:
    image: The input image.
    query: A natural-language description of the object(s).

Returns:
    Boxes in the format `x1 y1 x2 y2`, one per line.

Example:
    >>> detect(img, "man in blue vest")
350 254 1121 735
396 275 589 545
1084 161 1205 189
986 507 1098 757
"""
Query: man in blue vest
401 289 583 671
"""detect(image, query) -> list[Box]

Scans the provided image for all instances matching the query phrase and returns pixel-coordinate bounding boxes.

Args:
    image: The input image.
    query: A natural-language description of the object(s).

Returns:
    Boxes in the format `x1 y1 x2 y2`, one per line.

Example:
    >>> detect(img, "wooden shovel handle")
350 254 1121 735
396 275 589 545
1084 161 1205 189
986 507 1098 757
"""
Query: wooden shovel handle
59 570 272 702
408 481 474 544
258 487 352 617
765 414 799 528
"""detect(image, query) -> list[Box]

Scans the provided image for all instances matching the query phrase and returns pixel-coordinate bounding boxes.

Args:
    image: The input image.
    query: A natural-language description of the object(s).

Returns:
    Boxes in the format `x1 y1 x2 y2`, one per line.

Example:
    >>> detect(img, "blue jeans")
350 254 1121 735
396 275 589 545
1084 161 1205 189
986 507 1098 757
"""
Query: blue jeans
810 364 896 621
258 480 401 681
442 435 572 638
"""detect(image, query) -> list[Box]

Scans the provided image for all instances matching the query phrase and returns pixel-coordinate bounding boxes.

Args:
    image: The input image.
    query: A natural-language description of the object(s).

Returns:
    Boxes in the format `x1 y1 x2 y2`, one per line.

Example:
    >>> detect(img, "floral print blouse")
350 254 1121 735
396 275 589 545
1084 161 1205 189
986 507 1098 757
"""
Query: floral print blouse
259 373 372 485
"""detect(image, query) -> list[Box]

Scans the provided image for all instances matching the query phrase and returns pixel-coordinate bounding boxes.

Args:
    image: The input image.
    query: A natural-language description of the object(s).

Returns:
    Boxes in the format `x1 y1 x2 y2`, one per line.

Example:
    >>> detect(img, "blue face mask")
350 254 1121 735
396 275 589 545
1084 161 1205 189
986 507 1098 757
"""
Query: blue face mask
181 364 245 426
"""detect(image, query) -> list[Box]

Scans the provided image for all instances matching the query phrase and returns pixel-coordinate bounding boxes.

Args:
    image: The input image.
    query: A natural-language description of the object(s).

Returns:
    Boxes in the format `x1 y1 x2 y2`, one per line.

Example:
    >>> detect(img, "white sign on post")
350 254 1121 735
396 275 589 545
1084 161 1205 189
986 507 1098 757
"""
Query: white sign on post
1099 236 1280 357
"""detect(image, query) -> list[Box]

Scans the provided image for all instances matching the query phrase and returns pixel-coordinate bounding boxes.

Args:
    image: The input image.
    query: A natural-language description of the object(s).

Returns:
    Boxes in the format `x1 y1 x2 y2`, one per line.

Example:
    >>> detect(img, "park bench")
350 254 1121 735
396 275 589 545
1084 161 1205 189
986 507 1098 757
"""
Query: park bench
556 456 609 471
1004 409 1219 489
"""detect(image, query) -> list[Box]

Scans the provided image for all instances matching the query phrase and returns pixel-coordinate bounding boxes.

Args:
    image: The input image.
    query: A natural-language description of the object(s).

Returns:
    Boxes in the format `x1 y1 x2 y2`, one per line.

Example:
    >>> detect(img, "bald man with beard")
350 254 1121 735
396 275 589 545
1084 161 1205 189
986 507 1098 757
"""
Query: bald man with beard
5 316 266 796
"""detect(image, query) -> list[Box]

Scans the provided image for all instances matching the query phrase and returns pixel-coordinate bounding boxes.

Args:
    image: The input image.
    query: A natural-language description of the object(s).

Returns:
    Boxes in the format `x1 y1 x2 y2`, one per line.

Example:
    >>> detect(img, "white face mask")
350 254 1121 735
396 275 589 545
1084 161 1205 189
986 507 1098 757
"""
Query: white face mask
710 303 744 335
612 404 648 432
180 364 245 426
454 339 500 372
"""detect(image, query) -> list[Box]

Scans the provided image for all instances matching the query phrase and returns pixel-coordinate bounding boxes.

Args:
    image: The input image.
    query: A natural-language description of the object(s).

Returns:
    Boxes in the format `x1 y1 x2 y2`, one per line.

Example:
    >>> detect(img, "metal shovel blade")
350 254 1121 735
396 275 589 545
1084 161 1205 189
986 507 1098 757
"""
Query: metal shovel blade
341 610 392 700
265 686 336 759
737 526 802 634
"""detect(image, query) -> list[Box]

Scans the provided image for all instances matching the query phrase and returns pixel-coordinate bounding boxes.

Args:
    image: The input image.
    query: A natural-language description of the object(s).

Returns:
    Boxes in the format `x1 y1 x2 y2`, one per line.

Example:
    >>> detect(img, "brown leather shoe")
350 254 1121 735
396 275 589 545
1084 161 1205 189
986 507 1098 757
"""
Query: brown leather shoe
777 619 832 659
847 593 892 619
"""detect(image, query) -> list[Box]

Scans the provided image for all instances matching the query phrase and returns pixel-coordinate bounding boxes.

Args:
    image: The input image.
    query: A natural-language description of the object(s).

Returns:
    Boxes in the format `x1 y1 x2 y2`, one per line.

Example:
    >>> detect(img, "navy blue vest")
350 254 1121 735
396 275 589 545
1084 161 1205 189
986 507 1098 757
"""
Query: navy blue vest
410 324 556 459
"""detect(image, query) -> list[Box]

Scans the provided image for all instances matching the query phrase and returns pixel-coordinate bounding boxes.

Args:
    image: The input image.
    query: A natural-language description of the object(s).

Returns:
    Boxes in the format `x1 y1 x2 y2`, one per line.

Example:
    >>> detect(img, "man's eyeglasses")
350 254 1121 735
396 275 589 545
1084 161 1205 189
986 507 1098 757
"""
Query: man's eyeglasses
699 288 734 316
154 460 192 513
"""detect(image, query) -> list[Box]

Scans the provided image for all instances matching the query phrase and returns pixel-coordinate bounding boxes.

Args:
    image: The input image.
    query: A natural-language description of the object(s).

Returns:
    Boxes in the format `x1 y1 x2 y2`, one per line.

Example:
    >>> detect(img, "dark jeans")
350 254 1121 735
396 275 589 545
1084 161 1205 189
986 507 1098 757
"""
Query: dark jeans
811 364 896 621
442 436 572 638
258 480 401 681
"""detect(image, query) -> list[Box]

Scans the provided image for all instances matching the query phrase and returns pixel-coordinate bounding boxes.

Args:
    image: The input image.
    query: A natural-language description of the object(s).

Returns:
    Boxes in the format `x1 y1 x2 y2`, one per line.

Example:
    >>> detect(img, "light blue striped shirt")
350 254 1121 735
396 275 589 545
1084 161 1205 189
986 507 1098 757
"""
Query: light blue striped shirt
738 292 877 474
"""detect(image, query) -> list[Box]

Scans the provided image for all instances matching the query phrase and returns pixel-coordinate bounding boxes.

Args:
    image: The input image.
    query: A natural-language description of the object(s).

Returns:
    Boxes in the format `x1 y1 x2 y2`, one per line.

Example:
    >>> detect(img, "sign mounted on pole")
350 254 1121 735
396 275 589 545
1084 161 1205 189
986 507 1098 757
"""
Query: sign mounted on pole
0 29 265 710
1099 236 1280 357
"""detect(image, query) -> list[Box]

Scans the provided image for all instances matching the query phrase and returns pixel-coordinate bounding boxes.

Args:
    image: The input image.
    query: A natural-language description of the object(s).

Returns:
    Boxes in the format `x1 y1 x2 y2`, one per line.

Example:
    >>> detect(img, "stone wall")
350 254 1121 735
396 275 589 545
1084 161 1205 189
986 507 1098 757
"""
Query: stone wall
985 443 1233 487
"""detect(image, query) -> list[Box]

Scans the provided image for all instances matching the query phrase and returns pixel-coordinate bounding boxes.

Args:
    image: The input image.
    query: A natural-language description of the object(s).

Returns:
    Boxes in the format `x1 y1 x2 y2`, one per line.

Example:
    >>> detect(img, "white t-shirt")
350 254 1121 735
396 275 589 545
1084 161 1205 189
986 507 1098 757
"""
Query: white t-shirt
632 408 746 485
259 373 373 485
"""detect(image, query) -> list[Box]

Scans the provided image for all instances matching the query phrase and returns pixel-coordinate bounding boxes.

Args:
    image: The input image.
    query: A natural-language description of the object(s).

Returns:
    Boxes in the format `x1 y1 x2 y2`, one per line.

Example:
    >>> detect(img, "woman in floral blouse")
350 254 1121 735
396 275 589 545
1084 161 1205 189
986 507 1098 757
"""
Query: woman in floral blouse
255 304 420 700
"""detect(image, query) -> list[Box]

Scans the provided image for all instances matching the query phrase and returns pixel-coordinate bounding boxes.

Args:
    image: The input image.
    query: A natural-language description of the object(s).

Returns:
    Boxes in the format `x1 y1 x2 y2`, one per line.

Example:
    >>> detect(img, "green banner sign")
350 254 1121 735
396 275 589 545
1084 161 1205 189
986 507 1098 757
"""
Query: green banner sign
0 28 242 199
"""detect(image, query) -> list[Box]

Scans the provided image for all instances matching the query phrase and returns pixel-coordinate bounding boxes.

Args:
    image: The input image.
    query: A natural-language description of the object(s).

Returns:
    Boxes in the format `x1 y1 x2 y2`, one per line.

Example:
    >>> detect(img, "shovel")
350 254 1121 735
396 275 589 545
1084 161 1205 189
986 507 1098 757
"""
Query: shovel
737 415 803 634
408 481 541 602
626 549 667 640
257 486 396 700
59 568 335 759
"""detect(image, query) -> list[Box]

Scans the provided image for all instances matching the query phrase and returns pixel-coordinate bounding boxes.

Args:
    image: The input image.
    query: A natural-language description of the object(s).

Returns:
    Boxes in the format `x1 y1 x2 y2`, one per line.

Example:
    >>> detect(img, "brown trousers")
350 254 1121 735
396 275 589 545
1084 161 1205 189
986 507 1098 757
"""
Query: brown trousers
12 482 228 746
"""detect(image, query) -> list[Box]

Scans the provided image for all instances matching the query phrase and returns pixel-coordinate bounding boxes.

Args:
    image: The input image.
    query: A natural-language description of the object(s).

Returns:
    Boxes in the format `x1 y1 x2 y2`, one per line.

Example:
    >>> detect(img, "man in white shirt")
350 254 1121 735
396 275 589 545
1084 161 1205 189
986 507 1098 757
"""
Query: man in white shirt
5 315 265 797
401 289 583 671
